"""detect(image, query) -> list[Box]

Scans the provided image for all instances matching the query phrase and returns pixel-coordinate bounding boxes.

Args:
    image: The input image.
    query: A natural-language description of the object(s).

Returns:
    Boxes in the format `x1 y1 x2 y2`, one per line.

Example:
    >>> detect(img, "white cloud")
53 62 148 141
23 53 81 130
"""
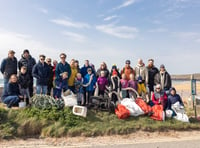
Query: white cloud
148 28 168 33
96 24 139 39
38 7 48 14
103 15 119 21
62 31 87 43
0 28 59 61
50 18 90 29
112 0 137 10
173 31 200 43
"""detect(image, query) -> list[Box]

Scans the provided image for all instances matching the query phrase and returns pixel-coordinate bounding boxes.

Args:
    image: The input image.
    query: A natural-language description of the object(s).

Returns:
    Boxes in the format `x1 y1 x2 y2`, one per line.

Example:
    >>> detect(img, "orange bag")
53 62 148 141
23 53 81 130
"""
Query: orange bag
135 98 151 114
151 105 165 121
115 104 130 119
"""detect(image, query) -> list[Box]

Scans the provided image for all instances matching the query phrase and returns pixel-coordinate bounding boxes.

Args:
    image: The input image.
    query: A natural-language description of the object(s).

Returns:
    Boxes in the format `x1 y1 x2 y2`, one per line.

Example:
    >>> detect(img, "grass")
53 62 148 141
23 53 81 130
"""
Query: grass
0 105 200 139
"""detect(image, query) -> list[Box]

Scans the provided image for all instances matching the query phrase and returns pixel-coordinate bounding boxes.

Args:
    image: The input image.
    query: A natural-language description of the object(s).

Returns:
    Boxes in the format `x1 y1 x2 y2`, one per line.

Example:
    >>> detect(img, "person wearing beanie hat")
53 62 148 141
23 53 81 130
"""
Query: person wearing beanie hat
18 49 36 97
167 87 184 114
110 64 121 78
121 60 134 80
154 64 171 93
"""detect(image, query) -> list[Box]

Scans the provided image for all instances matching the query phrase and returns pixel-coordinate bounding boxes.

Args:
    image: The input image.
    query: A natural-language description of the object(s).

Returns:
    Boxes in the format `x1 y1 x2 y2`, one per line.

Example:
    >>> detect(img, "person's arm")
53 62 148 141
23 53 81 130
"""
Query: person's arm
0 59 6 74
32 65 39 79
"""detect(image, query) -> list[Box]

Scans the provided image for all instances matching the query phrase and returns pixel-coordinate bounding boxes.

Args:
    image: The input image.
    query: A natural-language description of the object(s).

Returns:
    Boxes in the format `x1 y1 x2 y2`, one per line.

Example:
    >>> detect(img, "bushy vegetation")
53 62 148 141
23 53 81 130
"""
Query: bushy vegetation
0 105 200 139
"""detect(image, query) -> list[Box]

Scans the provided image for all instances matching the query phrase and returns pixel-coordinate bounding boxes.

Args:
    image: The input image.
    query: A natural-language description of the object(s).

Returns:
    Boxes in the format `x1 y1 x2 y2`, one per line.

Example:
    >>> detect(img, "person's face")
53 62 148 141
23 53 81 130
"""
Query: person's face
53 60 57 66
160 67 165 72
21 68 27 74
40 57 45 63
171 90 176 95
60 55 66 62
77 73 82 79
85 60 89 66
88 70 92 74
148 61 153 67
125 62 130 67
101 63 105 69
70 60 75 66
24 52 29 59
8 53 14 58
138 59 143 65
10 75 17 83
46 59 51 65
156 87 161 92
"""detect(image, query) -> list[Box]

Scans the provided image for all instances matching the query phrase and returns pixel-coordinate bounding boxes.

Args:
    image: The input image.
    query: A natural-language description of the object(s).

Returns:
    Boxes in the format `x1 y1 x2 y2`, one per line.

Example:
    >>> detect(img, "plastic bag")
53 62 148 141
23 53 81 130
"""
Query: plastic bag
121 98 144 116
115 104 130 119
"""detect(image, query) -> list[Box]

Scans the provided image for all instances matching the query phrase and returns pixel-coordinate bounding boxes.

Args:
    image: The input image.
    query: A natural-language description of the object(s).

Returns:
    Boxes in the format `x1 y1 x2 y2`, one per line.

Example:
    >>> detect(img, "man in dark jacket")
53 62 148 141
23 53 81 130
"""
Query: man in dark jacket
1 50 18 94
155 64 171 93
146 59 159 99
46 58 54 95
32 55 50 95
18 49 36 97
55 53 71 80
80 60 93 78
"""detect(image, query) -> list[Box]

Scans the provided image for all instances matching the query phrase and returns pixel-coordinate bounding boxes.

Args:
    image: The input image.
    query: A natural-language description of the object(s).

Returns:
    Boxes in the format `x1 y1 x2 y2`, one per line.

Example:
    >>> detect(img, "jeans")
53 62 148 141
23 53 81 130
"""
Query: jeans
36 85 47 95
3 78 9 94
3 95 19 108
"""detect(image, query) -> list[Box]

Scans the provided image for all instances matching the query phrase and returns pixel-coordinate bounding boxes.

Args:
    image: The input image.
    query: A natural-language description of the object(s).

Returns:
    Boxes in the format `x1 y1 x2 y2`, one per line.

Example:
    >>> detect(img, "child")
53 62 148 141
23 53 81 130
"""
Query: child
83 68 96 105
137 76 148 101
110 69 121 103
53 72 68 99
1 74 23 108
18 66 31 104
120 73 128 98
75 73 84 105
97 71 108 97
128 73 138 98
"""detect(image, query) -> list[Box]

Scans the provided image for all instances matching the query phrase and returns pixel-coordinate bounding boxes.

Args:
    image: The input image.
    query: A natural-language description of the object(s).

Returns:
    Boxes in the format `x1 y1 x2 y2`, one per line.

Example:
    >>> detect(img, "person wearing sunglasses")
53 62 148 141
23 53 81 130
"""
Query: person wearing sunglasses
32 55 50 95
55 53 71 82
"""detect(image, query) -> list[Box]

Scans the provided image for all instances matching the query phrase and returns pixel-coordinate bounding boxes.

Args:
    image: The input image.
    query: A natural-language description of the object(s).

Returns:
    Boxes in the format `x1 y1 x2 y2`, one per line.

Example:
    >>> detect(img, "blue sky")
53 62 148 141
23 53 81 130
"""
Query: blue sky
0 0 200 75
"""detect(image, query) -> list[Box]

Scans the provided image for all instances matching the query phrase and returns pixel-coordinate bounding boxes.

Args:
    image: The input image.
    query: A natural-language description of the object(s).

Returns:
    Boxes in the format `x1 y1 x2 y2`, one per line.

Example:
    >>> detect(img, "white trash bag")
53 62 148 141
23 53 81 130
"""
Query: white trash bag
62 90 77 107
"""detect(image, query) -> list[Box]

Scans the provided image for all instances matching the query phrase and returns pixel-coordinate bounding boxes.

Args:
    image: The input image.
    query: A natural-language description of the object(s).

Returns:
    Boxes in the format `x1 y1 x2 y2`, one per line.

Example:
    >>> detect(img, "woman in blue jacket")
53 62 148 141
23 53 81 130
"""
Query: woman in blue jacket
1 74 23 108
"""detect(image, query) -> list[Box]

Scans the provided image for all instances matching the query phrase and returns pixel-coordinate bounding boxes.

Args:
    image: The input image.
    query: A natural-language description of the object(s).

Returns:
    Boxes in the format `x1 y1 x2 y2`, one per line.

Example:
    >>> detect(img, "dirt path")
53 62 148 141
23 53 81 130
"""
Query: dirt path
1 131 200 148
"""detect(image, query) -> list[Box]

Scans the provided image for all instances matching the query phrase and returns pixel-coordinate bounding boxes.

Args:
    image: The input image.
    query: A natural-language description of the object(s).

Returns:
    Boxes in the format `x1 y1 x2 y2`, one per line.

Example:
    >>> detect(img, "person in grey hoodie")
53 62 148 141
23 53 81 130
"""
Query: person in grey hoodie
135 58 148 86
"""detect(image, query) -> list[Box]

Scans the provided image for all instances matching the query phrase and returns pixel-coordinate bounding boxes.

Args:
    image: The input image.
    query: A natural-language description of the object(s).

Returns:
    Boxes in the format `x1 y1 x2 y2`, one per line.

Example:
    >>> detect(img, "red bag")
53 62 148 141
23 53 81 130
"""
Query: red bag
135 98 151 114
115 104 130 119
151 105 165 121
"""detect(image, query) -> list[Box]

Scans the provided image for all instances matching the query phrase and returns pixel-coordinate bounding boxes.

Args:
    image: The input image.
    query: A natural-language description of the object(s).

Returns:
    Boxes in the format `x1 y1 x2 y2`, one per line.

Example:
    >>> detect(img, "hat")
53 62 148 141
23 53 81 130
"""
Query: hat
8 50 15 54
160 64 165 68
112 64 117 69
23 49 29 54
112 69 118 76
125 60 131 64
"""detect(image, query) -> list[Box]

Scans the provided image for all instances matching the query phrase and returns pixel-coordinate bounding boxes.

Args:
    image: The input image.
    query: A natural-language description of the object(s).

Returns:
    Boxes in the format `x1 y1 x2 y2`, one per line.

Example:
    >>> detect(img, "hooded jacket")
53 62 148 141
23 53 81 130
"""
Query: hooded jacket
18 72 31 89
32 61 50 85
18 55 36 76
135 63 148 84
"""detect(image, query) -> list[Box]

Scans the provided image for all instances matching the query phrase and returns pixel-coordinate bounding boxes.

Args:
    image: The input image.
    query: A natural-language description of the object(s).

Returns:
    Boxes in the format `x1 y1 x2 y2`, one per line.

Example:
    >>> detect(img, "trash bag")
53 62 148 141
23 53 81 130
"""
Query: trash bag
135 98 151 114
62 91 77 107
121 98 144 116
150 104 165 121
173 113 189 123
115 104 130 119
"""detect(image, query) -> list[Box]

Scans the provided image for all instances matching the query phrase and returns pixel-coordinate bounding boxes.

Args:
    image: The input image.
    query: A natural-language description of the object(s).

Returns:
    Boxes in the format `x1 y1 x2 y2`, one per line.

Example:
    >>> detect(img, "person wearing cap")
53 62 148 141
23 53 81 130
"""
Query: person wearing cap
32 55 50 95
55 53 71 81
18 49 36 97
146 59 159 93
154 64 171 93
151 84 168 110
120 60 134 81
1 50 18 93
46 58 54 95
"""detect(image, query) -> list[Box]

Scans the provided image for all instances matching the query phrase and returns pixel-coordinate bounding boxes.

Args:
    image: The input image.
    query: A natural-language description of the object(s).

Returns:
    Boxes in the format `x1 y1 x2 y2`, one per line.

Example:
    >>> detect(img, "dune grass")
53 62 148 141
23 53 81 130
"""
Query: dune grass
0 106 200 139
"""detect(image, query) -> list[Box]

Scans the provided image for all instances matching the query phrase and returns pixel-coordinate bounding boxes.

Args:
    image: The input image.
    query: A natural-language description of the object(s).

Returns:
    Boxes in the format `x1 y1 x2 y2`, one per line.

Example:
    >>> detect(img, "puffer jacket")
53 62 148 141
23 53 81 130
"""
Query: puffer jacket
32 62 50 85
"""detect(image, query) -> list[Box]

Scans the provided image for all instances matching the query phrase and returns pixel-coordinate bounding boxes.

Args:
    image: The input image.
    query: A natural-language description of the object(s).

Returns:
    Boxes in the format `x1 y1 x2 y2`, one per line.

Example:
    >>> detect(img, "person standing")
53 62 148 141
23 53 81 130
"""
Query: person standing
32 55 50 95
121 60 134 81
146 59 159 99
1 50 18 94
155 64 171 93
68 59 78 93
135 59 148 86
52 60 58 80
46 58 54 95
80 60 93 78
96 62 110 79
18 49 36 97
55 53 71 81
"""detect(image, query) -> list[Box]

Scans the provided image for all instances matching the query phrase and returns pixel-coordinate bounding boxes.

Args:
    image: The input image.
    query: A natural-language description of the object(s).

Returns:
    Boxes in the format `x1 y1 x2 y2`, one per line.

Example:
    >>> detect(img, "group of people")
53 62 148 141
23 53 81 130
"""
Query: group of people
0 49 182 114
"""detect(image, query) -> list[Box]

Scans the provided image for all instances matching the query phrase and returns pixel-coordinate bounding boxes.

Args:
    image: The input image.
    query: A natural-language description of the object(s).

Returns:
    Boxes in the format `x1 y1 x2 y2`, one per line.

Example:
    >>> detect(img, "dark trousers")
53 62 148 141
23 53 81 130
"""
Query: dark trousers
28 76 34 97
